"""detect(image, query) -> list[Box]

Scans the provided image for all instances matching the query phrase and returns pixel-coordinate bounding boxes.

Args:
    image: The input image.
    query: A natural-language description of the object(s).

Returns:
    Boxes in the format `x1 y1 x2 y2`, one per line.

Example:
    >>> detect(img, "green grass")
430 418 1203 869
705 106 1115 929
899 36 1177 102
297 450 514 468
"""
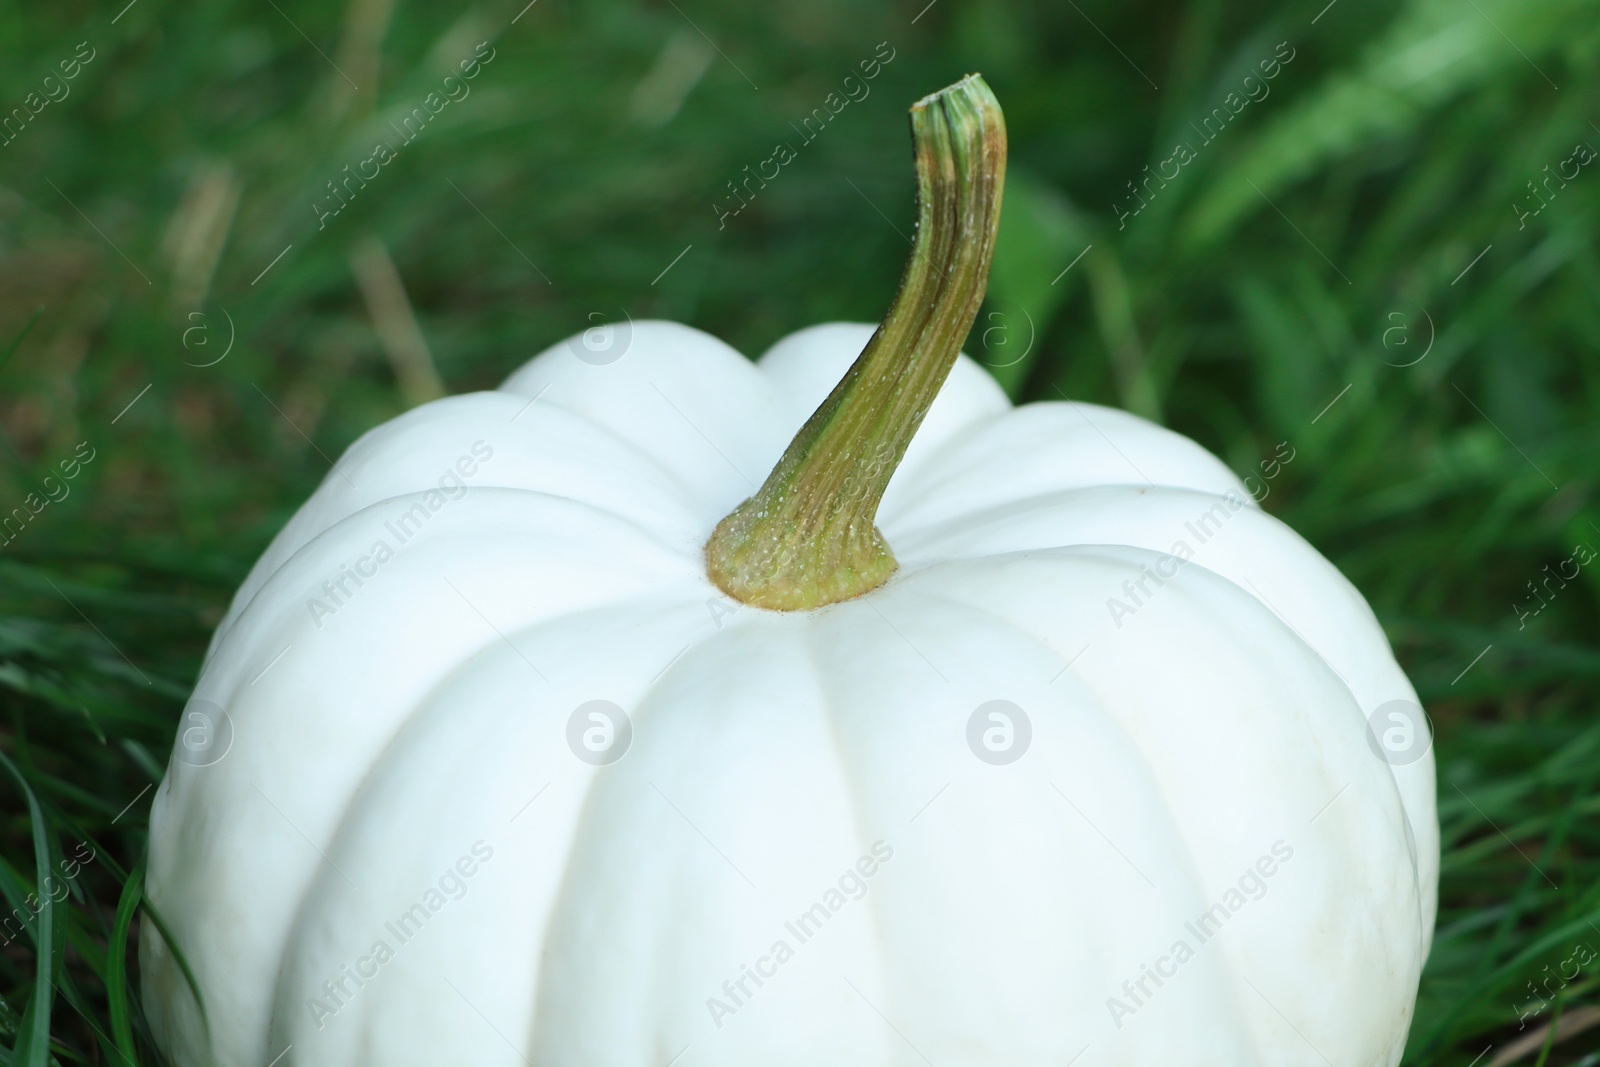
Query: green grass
1 0 1597 1062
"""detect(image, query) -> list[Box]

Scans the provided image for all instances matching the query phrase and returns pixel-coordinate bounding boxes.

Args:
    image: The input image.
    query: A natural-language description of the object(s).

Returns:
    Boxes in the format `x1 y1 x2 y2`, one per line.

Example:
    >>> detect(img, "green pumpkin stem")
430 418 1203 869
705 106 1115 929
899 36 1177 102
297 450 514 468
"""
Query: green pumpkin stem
706 73 1007 611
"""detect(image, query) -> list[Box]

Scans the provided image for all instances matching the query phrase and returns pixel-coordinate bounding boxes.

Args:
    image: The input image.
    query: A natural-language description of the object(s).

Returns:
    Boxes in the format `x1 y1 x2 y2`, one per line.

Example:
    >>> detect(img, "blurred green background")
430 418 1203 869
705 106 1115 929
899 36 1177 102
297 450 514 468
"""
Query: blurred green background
1 0 1597 1062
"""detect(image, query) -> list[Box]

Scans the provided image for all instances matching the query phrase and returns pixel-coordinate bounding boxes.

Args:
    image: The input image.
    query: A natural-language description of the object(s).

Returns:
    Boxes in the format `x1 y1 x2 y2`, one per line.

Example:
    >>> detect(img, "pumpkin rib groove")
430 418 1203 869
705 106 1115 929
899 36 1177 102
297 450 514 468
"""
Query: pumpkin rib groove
886 561 1264 982
212 391 717 650
486 390 740 526
879 400 1249 529
209 485 703 660
522 600 790 1060
794 614 901 1034
887 485 1259 560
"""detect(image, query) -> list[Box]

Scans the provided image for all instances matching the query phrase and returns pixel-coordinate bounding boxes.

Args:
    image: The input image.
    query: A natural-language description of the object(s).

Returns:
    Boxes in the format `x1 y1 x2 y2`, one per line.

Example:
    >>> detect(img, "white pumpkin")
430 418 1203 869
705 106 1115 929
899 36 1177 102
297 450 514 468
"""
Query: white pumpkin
143 76 1436 1067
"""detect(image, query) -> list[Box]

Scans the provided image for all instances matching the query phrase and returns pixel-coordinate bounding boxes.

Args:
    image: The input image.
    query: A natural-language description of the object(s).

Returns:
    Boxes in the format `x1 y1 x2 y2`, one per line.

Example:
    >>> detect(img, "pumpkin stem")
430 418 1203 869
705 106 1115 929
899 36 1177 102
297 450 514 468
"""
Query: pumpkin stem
706 74 1006 611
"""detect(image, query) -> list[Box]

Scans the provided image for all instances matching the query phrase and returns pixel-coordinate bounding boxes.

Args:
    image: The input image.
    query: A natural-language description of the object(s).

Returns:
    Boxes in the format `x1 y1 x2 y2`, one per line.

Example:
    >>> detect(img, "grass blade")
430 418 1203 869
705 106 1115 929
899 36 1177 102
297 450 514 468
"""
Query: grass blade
140 895 210 1049
107 852 146 1065
0 749 54 1067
